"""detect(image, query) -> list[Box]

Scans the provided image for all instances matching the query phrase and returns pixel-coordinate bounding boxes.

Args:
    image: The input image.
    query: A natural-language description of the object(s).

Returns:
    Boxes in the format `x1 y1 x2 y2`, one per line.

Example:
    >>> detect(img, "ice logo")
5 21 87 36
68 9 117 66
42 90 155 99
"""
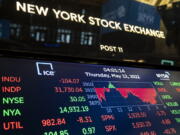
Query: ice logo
36 62 55 76
156 72 170 80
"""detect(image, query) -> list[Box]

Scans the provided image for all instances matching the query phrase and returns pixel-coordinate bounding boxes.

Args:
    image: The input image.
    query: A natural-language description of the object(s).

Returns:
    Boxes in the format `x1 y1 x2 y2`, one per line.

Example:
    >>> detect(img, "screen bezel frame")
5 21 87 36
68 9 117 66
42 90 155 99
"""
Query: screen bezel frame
0 50 180 72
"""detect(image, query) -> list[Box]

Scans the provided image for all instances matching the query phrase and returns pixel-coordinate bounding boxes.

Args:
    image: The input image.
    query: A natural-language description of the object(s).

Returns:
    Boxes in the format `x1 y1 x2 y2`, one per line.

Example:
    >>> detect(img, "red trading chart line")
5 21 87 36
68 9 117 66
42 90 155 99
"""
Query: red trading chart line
95 88 157 104
93 81 164 108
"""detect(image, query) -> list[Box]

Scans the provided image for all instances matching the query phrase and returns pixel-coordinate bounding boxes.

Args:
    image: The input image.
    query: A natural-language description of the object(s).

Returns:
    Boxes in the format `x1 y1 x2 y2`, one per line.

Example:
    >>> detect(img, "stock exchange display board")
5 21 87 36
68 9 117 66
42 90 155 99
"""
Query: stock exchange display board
0 57 180 135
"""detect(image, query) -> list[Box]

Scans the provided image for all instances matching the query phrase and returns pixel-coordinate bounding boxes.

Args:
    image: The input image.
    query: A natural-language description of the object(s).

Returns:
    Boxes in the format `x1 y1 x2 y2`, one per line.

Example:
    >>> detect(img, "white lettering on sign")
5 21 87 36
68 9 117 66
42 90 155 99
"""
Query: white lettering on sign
156 72 170 80
16 1 49 16
100 45 123 53
124 24 165 39
52 9 86 23
36 62 55 76
15 1 166 39
89 17 122 30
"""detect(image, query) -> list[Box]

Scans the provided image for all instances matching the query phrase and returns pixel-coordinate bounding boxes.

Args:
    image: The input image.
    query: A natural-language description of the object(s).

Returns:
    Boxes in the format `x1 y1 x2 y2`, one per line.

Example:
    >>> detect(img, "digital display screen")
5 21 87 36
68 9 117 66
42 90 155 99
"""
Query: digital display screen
1 57 180 135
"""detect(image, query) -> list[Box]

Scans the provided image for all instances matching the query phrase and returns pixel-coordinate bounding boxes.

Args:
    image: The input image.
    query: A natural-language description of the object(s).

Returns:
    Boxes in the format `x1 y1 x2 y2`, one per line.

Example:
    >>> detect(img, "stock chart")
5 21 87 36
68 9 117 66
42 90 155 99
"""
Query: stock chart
0 57 180 135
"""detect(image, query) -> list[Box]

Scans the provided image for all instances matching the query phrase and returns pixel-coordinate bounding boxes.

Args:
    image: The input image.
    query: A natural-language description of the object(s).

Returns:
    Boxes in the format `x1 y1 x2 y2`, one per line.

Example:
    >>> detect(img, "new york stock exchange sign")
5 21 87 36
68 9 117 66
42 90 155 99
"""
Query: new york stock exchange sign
16 1 165 39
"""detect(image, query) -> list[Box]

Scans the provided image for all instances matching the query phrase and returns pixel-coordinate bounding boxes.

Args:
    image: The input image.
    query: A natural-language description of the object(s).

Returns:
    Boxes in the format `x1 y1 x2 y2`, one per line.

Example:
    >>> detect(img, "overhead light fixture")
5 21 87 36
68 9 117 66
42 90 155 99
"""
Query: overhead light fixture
135 0 180 6
123 59 137 62
135 0 159 6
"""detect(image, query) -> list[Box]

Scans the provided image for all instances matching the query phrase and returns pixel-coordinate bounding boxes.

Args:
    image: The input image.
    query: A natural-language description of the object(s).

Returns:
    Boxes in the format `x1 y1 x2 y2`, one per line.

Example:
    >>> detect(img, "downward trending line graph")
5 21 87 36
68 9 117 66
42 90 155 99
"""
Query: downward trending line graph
93 82 164 108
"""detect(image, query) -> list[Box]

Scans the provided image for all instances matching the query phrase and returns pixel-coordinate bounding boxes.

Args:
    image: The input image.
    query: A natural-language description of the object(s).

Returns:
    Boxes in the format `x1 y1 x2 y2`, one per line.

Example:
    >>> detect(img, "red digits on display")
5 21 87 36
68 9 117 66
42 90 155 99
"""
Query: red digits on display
101 115 115 121
163 128 177 134
161 119 172 125
176 88 180 92
41 118 66 127
59 78 80 84
128 112 147 119
157 88 168 92
140 131 157 135
105 125 117 132
76 116 93 123
132 121 152 129
156 110 167 116
54 87 83 93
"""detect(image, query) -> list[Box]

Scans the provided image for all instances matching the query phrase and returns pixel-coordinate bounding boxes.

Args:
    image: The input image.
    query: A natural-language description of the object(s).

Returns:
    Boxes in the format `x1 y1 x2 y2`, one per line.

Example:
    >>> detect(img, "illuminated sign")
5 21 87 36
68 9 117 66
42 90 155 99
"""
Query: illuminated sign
156 71 170 80
100 44 123 53
36 62 55 76
1 57 180 135
135 0 180 6
16 1 165 39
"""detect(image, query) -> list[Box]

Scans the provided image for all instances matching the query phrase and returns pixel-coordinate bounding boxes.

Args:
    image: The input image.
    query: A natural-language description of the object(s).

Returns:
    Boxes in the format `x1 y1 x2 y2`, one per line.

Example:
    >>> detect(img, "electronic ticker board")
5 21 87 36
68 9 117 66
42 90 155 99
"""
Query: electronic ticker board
1 57 180 135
